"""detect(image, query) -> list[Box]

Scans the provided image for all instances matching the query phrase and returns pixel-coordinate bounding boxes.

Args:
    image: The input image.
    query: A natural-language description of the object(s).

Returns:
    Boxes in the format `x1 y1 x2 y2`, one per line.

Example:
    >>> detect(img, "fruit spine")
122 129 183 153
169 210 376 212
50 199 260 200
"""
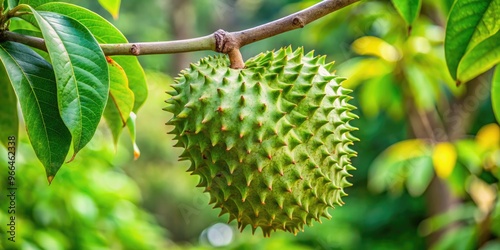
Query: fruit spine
165 47 358 236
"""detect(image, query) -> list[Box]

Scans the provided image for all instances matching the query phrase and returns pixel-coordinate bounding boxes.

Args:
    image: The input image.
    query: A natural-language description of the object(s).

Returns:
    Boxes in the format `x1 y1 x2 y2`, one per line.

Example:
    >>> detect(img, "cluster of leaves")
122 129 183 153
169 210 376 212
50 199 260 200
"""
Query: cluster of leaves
335 0 499 248
0 0 146 181
0 135 168 249
368 124 500 249
390 0 499 117
356 0 499 189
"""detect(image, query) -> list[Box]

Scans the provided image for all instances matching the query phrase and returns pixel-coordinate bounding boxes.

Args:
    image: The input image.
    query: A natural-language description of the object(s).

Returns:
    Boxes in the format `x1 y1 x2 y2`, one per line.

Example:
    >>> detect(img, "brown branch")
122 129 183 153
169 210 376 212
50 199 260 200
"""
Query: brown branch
1 0 359 68
2 30 46 51
232 0 359 48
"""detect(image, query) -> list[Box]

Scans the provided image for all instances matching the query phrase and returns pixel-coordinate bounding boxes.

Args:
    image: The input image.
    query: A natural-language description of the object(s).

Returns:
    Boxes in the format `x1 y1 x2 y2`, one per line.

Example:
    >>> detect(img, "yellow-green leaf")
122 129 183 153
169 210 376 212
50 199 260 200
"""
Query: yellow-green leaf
369 139 431 193
103 57 134 145
475 123 500 150
97 0 121 19
432 142 457 179
457 31 500 83
493 66 500 123
351 36 400 62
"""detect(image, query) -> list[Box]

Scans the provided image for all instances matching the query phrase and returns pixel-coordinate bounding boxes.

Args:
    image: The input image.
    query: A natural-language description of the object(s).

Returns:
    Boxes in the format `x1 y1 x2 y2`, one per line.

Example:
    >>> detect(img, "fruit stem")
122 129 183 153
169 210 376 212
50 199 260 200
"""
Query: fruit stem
214 29 245 69
228 49 245 69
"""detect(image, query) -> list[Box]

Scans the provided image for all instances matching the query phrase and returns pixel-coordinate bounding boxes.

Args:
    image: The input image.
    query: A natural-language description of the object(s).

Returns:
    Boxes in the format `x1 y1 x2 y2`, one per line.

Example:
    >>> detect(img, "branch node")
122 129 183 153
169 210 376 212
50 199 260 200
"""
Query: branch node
214 29 226 53
214 29 244 69
130 44 140 56
292 17 305 28
214 29 239 54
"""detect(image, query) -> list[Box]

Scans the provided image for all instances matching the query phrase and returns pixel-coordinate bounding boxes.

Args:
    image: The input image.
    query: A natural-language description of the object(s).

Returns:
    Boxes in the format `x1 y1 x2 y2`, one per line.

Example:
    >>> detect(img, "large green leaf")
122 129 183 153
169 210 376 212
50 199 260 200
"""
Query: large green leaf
97 0 121 19
440 0 456 14
3 0 19 9
0 41 71 179
30 8 109 157
493 66 500 123
445 0 500 80
457 31 500 83
19 0 50 7
36 2 147 112
390 0 422 27
104 57 134 144
0 63 18 148
35 2 147 151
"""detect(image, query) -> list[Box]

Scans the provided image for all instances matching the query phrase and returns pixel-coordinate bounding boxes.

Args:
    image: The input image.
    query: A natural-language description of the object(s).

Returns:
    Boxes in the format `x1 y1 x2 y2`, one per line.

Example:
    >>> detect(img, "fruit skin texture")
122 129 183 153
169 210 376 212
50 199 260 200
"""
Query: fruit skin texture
165 47 358 236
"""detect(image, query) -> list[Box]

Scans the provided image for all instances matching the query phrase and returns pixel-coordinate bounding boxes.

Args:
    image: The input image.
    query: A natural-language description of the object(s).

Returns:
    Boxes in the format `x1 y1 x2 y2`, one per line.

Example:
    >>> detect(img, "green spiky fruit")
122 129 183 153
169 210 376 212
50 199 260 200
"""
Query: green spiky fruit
165 47 358 236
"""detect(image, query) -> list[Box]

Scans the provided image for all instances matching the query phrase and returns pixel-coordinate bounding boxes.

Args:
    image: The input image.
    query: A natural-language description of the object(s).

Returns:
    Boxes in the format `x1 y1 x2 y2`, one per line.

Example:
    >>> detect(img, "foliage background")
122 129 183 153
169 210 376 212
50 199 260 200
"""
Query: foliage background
1 0 499 249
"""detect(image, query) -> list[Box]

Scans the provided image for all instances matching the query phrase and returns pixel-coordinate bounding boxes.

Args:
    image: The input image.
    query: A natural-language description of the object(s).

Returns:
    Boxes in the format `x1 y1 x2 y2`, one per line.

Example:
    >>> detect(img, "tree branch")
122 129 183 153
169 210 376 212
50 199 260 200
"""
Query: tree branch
233 0 359 48
103 34 216 56
1 0 359 68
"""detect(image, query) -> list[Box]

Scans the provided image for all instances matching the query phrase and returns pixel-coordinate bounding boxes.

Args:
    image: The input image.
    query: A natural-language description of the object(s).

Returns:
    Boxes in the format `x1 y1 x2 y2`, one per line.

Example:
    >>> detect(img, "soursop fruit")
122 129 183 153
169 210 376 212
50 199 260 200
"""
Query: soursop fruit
164 47 358 236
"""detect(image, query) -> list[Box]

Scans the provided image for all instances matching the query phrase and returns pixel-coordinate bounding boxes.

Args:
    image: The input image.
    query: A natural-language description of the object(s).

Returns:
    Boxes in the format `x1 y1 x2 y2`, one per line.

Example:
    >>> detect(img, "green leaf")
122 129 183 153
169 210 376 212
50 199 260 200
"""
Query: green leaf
0 63 18 148
457 31 500 83
3 0 19 9
405 157 434 196
104 57 134 145
104 99 124 146
405 63 439 110
107 58 134 123
390 0 422 27
359 73 403 119
0 41 71 179
440 0 456 14
493 66 500 123
97 0 121 19
36 2 147 112
455 139 483 174
114 56 147 113
419 204 476 236
19 0 50 8
445 0 500 80
8 16 40 32
30 8 109 158
369 139 431 193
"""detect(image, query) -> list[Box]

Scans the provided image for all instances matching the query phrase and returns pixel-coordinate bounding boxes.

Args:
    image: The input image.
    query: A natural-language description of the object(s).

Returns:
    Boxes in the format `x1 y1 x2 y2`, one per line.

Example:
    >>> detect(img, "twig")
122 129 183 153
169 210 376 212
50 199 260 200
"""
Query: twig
1 0 360 68
2 31 46 50
104 34 216 56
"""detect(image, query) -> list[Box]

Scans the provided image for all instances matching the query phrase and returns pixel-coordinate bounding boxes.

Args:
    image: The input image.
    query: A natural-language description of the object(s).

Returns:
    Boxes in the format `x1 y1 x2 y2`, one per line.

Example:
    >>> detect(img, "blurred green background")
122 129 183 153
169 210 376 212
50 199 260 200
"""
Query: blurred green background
1 0 500 249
